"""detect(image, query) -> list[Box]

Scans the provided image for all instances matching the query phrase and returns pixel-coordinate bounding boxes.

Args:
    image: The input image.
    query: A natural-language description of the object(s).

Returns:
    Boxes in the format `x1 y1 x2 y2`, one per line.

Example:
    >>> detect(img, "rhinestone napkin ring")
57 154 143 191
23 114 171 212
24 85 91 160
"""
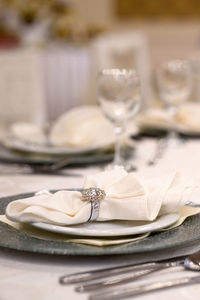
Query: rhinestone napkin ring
82 187 106 202
81 187 106 221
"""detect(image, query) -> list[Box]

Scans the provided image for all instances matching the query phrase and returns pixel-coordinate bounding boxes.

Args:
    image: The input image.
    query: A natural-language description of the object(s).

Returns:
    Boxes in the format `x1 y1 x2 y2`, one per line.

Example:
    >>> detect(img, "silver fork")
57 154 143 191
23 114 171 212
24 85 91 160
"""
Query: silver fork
147 138 168 166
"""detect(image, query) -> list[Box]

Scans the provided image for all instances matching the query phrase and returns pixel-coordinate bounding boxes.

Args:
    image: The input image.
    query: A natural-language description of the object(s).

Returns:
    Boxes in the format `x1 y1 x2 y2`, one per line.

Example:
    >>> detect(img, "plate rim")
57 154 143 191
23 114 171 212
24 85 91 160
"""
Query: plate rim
0 144 113 166
31 213 179 237
3 136 113 155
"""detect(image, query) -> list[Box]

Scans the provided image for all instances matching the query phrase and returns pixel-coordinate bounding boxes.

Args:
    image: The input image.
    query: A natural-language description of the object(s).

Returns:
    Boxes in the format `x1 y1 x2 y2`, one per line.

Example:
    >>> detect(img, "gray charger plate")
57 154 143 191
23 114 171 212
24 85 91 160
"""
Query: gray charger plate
0 144 113 166
1 191 200 256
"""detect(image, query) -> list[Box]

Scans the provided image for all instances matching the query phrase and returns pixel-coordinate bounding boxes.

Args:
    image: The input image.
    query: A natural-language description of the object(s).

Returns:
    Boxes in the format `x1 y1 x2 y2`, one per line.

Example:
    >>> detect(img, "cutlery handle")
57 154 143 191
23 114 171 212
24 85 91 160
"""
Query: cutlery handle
89 275 200 300
59 262 159 284
59 259 184 285
75 265 166 292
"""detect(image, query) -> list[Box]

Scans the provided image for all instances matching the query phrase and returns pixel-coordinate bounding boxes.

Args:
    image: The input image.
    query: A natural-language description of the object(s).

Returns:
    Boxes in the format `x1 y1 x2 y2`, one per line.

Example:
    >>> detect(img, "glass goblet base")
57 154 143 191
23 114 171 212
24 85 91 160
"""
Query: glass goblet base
105 155 137 172
166 130 184 148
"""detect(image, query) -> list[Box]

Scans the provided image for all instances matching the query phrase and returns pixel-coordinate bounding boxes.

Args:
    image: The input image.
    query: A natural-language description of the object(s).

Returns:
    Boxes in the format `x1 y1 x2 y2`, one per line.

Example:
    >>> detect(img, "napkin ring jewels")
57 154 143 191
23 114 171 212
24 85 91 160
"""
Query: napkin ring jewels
81 187 106 221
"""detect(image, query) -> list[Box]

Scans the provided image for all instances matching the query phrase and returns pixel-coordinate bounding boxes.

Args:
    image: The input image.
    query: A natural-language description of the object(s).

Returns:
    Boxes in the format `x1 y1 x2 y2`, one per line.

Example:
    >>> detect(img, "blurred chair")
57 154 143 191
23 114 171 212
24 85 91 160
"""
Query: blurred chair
43 45 91 121
89 31 152 108
0 49 46 125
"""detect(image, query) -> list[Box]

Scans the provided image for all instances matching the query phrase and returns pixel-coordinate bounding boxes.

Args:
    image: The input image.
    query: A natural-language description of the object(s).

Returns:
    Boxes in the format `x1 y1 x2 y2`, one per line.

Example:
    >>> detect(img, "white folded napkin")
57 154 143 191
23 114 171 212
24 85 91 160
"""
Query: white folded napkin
137 103 200 132
136 108 171 129
176 103 200 131
6 169 198 226
10 122 46 145
9 105 137 148
49 105 115 148
49 105 137 148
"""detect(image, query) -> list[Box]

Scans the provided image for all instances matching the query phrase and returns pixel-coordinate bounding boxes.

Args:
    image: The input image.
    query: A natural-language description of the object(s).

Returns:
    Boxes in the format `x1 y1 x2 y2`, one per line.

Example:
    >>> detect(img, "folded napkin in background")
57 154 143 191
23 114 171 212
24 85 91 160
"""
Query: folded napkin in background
49 105 115 148
6 169 199 226
136 108 171 129
137 103 200 132
49 105 137 148
9 105 137 148
176 103 200 131
10 122 46 145
1 206 200 246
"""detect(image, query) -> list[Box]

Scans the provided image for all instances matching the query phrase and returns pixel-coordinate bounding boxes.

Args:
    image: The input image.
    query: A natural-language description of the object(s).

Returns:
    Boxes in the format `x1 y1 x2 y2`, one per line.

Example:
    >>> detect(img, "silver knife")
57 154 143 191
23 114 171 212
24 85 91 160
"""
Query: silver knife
59 257 185 285
75 260 183 292
89 275 200 300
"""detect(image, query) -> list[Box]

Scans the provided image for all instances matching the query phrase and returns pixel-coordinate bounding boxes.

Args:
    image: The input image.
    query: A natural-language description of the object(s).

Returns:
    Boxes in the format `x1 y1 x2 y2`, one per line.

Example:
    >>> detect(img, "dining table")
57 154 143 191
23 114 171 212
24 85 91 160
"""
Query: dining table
1 136 200 300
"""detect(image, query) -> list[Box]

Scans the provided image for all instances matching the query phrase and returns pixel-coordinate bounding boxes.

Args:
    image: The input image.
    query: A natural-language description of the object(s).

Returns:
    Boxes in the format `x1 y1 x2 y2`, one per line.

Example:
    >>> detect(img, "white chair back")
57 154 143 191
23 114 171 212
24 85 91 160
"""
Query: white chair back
43 45 91 121
0 49 46 125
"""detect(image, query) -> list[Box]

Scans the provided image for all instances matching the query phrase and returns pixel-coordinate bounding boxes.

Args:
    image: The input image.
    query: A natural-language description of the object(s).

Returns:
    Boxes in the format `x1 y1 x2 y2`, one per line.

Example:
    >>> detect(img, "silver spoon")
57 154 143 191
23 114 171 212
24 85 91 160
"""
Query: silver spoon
147 138 167 166
184 250 200 271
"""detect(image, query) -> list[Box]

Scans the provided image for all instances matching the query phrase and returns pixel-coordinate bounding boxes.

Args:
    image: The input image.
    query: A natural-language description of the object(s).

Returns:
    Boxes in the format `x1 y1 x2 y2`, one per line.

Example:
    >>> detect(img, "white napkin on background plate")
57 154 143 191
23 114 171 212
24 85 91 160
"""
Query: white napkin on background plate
10 122 46 145
49 105 115 148
137 103 200 132
9 105 137 148
176 103 200 132
136 108 171 130
6 169 198 226
49 105 138 148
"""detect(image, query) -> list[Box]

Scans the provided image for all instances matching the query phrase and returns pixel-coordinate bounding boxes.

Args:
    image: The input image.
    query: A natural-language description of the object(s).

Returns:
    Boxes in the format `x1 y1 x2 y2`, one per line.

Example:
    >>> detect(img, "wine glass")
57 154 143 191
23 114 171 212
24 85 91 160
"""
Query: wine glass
156 59 192 146
97 68 141 170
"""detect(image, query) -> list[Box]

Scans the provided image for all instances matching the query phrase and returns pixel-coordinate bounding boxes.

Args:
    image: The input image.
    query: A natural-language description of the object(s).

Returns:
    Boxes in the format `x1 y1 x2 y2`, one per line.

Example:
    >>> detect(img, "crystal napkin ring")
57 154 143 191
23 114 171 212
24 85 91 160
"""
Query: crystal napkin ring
81 187 106 221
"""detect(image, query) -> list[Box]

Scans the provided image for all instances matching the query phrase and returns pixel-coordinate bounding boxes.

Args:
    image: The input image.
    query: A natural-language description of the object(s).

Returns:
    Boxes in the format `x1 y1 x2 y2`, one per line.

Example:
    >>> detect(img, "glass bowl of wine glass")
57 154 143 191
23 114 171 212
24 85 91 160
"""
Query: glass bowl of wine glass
97 68 141 170
156 59 192 146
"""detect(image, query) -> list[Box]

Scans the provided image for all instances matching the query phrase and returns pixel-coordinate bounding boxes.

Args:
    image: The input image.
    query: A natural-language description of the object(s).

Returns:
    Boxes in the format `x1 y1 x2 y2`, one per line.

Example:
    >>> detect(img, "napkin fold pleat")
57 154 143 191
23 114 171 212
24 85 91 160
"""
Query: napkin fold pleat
7 191 91 225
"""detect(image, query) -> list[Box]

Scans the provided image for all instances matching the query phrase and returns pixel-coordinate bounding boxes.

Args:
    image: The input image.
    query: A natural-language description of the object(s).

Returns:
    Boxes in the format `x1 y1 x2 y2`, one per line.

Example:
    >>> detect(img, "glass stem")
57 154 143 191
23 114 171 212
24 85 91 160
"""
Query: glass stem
167 105 179 144
113 123 125 168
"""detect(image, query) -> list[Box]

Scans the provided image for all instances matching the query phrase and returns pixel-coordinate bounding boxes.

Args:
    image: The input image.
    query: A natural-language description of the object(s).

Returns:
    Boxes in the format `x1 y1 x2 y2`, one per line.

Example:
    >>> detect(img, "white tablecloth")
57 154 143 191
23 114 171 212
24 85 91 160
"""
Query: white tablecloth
1 138 200 300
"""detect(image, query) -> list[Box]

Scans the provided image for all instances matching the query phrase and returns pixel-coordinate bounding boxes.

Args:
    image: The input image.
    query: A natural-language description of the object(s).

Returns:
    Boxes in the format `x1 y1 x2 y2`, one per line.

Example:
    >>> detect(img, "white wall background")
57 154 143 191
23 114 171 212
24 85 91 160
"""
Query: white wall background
68 0 200 66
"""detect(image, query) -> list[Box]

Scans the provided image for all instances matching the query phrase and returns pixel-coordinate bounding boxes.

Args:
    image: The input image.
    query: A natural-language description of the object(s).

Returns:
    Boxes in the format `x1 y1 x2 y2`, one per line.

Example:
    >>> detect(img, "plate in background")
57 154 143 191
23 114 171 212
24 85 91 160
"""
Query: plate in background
0 143 113 166
3 136 113 156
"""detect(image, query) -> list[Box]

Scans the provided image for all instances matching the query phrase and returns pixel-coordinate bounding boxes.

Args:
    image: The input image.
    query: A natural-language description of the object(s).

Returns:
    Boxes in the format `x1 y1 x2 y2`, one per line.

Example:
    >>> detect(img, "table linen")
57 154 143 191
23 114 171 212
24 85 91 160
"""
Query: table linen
1 138 200 300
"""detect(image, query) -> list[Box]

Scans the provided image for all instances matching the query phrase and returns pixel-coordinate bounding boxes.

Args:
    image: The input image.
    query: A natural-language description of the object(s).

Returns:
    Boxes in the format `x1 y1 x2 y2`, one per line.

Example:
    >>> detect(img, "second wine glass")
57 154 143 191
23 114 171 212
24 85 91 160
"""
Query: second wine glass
97 68 141 170
156 59 192 146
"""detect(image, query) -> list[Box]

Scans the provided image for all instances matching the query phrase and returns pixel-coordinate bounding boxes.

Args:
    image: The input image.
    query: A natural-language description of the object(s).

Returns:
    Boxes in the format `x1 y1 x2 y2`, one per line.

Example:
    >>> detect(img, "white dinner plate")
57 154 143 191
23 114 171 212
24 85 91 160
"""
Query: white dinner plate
31 213 179 237
3 136 113 155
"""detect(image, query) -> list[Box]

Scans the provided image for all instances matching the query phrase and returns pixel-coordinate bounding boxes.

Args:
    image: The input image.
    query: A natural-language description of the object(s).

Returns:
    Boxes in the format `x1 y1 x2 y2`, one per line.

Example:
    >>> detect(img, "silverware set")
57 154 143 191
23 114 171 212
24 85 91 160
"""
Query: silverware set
59 250 200 299
147 138 168 166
